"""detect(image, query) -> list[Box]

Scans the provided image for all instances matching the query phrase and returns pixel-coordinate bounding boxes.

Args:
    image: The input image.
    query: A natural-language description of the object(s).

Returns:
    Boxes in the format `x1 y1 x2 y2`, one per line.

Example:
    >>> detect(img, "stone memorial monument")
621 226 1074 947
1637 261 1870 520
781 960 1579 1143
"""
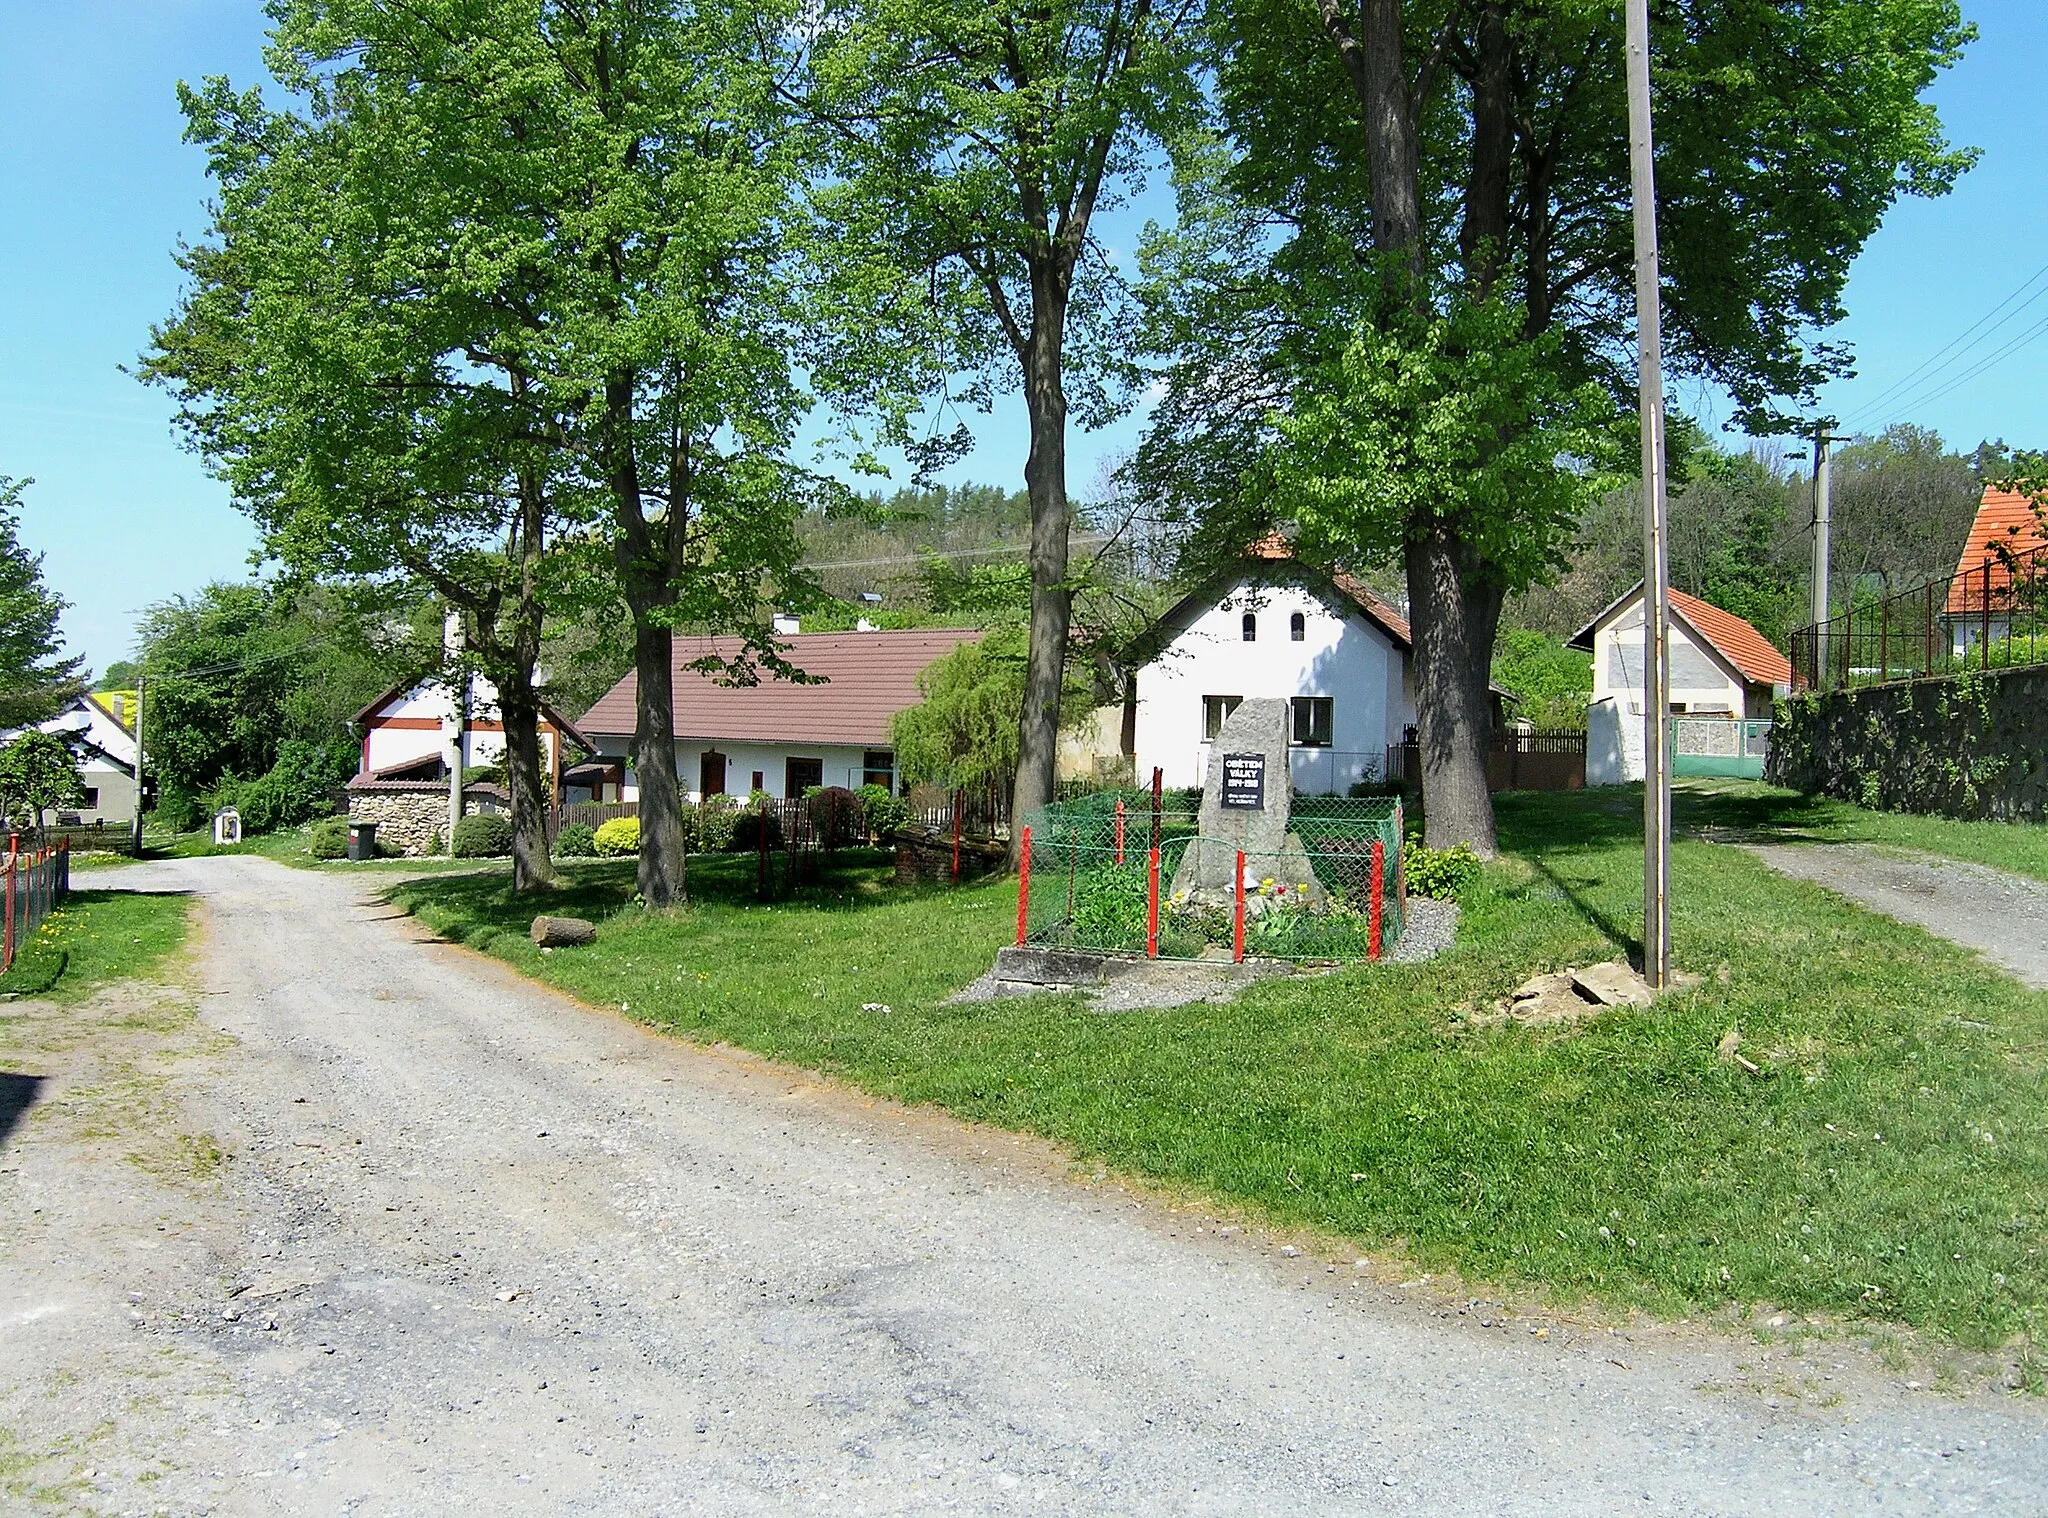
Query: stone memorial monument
1169 698 1324 905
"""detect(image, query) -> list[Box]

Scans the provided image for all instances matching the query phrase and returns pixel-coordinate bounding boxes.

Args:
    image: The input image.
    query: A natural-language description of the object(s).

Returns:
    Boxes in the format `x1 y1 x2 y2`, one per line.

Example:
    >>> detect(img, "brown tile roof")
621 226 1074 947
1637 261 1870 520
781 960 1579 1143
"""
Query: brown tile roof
577 628 982 747
1668 589 1793 687
1946 487 2047 615
1244 535 1413 647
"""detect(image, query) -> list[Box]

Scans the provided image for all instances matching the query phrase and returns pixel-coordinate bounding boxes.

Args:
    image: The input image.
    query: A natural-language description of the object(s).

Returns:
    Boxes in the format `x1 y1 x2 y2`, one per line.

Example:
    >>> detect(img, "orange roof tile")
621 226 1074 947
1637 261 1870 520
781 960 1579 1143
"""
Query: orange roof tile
1668 588 1792 688
1946 488 2047 615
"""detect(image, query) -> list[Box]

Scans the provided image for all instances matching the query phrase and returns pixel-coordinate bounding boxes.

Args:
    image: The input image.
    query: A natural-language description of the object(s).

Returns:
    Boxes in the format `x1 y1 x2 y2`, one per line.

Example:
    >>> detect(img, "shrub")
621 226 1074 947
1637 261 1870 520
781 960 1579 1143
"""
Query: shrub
452 812 513 858
808 786 864 847
1405 841 1482 900
730 806 783 852
697 795 742 851
555 822 598 858
308 817 350 859
592 816 640 856
857 782 909 839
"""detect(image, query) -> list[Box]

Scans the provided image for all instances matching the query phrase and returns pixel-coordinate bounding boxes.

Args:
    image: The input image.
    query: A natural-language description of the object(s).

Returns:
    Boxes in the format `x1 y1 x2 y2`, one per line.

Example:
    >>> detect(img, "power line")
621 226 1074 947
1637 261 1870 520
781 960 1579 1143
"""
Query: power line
1866 308 2048 427
1843 256 2048 432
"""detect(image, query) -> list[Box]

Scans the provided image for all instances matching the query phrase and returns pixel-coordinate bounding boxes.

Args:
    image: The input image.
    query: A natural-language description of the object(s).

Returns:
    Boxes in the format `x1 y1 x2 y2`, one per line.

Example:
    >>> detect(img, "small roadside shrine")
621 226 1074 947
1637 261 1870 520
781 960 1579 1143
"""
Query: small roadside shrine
1017 699 1406 963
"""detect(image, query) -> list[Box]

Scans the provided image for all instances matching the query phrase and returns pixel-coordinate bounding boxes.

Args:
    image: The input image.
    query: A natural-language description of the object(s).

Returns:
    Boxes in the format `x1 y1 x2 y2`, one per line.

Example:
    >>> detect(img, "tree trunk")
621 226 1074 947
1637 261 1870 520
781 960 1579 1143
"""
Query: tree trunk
627 614 688 908
498 679 556 893
1008 287 1073 865
1406 527 1503 855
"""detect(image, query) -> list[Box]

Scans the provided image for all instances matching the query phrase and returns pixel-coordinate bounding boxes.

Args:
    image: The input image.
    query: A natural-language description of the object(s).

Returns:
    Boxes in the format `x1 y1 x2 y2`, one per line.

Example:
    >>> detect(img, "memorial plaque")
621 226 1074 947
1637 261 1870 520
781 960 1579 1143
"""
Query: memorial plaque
1219 753 1266 810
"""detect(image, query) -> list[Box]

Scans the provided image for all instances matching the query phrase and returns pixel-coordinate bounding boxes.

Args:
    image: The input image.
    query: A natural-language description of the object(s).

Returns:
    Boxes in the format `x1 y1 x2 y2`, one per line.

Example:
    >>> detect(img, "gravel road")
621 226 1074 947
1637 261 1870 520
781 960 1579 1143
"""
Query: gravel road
2 854 2044 1514
1745 843 2048 990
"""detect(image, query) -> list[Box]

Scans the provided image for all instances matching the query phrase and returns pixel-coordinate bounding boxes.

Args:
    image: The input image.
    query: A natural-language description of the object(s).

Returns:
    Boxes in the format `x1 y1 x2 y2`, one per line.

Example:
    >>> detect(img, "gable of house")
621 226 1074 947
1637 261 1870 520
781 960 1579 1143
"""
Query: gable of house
1946 487 2047 615
1571 583 1790 709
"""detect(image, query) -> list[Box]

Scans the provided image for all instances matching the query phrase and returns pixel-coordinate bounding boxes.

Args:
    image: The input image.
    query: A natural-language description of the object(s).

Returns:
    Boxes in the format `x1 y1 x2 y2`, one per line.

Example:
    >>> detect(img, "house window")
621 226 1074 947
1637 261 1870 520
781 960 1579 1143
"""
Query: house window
1203 694 1243 740
1241 611 1257 642
751 770 767 795
785 757 824 796
1291 696 1333 747
861 749 895 792
81 787 99 808
1290 611 1305 642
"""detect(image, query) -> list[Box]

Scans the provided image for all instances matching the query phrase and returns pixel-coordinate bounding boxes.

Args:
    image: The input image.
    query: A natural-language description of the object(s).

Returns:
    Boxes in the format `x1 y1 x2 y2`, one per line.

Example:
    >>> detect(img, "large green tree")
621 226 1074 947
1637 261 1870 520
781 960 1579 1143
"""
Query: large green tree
0 730 86 845
809 0 1202 856
150 0 898 904
0 479 84 730
1142 0 1973 852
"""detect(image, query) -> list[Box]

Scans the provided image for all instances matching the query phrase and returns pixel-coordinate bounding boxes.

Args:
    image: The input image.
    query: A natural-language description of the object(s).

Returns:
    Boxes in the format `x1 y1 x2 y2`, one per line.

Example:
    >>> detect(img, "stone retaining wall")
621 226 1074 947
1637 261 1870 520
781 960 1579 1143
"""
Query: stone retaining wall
1766 664 2048 821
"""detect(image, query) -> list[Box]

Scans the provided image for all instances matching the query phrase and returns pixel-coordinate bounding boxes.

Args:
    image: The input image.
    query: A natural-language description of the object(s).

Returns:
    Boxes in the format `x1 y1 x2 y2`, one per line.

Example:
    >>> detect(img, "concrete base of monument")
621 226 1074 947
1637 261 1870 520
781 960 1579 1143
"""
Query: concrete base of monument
949 946 1302 1012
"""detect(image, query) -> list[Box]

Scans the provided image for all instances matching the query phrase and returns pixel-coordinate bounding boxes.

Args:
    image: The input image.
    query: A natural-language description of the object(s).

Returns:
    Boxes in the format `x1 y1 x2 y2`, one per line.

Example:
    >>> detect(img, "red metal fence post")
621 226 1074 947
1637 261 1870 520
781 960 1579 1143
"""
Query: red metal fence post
1233 849 1245 964
3 851 13 973
1149 767 1162 854
756 797 768 898
1146 846 1160 959
1066 835 1076 923
1114 799 1125 866
951 788 963 882
1015 826 1031 946
1368 839 1384 962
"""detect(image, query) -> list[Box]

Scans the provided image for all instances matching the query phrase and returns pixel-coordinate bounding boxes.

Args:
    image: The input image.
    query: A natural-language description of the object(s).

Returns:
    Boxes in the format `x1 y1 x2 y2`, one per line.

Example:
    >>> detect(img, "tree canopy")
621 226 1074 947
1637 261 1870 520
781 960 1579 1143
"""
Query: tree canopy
0 479 85 731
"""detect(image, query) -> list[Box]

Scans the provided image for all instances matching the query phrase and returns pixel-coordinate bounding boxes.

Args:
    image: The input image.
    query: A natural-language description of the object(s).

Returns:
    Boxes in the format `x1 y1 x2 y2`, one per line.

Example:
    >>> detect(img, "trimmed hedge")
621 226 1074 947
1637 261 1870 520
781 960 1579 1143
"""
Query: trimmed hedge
555 822 598 858
593 816 640 856
452 813 513 858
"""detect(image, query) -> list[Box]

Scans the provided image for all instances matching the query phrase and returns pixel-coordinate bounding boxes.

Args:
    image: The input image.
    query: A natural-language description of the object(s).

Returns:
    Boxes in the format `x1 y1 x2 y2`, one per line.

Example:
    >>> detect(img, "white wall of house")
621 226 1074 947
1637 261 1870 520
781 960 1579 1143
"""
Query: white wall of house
361 677 559 779
1131 579 1415 793
595 740 895 803
1586 601 1756 785
4 696 138 825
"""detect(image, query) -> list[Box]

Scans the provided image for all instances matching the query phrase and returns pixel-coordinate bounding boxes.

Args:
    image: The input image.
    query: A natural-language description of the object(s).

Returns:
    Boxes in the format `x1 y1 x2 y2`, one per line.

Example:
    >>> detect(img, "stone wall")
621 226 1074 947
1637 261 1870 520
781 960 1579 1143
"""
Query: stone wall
1766 664 2048 821
345 784 500 856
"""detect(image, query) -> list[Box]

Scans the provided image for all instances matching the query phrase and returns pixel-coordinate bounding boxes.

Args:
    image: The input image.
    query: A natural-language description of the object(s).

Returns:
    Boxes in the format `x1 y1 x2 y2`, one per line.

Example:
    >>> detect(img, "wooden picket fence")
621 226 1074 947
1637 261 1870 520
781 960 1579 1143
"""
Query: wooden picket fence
3 839 71 975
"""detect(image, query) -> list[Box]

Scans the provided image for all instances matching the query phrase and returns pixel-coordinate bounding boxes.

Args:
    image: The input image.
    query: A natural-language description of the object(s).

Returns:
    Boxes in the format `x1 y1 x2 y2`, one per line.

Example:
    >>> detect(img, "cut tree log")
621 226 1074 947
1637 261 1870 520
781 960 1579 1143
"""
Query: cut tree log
530 915 597 948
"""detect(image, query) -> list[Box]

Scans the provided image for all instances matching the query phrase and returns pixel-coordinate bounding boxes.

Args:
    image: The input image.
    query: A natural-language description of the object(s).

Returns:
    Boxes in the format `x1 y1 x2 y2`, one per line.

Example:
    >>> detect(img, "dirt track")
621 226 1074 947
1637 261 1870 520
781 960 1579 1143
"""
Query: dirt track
1 854 2044 1514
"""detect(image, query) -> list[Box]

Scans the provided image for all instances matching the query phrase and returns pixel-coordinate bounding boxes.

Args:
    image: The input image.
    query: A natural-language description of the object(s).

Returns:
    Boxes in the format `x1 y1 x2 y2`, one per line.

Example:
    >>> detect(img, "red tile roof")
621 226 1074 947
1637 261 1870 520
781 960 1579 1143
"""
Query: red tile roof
1669 588 1793 688
1946 487 2047 615
1245 533 1413 646
577 628 982 747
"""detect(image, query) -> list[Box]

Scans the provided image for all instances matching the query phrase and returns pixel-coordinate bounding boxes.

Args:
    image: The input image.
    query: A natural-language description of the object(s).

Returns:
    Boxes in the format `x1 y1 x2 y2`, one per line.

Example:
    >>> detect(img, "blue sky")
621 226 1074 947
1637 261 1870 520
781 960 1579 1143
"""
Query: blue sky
4 2 2043 679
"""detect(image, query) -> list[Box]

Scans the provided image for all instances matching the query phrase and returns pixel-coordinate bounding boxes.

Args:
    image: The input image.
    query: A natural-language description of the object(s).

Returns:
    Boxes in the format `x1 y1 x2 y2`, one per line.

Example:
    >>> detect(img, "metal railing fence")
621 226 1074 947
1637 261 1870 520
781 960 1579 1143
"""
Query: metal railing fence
1791 538 2047 691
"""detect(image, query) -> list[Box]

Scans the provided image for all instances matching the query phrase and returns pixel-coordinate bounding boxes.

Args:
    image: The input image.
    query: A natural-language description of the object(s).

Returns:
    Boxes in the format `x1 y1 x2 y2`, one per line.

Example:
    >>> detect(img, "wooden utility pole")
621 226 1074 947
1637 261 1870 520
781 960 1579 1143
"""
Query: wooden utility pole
129 676 146 856
1625 0 1672 988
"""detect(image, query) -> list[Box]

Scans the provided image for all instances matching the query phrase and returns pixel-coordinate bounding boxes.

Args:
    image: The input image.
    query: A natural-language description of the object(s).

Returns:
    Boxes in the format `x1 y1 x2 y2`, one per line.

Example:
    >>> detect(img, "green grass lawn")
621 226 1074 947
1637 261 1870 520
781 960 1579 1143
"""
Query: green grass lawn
389 803 2048 1354
1669 778 2048 882
0 889 191 1002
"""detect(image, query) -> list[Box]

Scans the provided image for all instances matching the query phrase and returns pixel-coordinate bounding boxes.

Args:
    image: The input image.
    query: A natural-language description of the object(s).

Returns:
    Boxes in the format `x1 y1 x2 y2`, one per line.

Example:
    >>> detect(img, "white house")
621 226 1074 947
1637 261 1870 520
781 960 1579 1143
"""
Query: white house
577 628 981 801
1568 584 1792 784
1 692 138 826
1124 547 1421 794
1944 486 2045 654
351 675 592 794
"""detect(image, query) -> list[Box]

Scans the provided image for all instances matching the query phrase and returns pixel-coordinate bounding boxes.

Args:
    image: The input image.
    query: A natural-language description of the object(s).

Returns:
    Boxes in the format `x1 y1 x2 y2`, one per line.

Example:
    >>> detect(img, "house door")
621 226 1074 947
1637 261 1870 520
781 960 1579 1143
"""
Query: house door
700 750 727 797
785 756 824 796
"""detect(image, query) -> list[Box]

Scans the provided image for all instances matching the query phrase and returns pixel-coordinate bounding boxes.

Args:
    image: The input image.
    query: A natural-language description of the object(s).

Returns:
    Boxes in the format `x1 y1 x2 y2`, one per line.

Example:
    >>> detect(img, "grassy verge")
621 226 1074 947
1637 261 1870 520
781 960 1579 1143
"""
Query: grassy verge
387 802 2048 1355
152 824 501 874
0 890 191 1003
1670 779 2048 882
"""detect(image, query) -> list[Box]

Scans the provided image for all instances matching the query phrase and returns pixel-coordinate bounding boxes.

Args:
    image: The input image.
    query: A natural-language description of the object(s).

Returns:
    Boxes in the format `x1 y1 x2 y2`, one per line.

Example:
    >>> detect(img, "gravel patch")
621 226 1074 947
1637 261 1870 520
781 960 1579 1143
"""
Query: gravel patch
1389 895 1460 962
1743 842 2048 990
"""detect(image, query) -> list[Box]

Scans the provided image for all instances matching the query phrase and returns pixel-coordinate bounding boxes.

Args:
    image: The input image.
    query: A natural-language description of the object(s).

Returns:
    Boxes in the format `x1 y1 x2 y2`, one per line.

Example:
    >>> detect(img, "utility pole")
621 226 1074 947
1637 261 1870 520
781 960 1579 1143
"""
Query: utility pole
445 609 466 855
129 676 146 856
1810 432 1837 631
1625 0 1671 989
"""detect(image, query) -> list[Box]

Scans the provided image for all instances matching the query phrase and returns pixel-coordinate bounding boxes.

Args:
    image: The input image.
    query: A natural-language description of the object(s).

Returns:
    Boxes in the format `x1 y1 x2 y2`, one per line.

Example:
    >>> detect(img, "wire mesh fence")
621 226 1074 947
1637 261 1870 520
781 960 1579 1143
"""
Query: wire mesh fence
3 839 71 974
1016 793 1404 963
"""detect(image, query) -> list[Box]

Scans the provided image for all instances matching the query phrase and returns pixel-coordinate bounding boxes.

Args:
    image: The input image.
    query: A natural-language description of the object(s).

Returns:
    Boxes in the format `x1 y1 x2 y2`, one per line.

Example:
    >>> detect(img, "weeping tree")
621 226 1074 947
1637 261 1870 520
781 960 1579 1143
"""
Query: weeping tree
808 0 1204 858
1142 0 1974 852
